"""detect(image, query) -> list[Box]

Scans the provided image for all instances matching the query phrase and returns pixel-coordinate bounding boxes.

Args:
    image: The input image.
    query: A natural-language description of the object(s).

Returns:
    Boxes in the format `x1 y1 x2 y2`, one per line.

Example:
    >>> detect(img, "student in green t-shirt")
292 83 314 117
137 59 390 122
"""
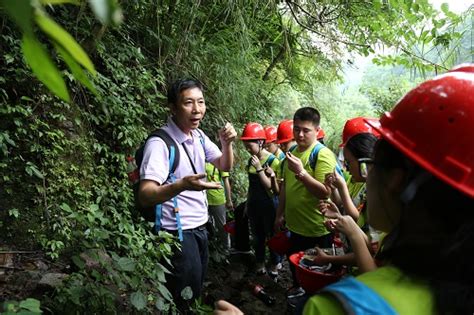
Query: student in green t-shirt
274 107 337 299
206 162 233 252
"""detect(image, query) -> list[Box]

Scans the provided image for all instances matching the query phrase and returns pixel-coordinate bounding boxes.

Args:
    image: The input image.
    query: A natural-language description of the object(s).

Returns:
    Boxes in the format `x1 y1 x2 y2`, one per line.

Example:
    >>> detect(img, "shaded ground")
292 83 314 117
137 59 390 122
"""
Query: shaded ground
203 252 295 315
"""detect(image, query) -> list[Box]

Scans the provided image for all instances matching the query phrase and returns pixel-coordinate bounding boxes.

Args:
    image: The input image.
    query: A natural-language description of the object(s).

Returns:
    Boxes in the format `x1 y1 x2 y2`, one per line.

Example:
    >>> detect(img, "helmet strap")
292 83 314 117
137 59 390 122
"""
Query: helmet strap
400 171 432 204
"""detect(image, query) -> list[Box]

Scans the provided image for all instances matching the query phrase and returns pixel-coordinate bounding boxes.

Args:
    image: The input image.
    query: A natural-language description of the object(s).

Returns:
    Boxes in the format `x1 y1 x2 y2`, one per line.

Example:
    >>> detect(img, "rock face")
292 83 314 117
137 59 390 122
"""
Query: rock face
38 273 68 290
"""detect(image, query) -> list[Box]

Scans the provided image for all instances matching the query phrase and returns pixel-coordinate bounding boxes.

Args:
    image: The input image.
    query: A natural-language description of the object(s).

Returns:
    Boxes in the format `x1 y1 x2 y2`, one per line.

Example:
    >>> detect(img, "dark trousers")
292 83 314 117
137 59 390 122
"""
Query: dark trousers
165 226 208 309
234 201 251 251
287 231 333 286
247 199 280 265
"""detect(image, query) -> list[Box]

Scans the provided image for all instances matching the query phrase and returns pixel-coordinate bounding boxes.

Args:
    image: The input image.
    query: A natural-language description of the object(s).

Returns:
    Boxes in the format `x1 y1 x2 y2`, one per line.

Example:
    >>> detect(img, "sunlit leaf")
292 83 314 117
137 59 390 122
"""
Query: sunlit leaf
21 35 69 102
35 13 96 75
88 0 122 25
55 44 98 95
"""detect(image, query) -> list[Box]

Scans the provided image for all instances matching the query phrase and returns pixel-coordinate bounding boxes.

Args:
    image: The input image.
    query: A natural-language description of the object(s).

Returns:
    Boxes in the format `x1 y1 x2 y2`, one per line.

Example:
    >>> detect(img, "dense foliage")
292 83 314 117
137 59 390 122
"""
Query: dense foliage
0 0 471 313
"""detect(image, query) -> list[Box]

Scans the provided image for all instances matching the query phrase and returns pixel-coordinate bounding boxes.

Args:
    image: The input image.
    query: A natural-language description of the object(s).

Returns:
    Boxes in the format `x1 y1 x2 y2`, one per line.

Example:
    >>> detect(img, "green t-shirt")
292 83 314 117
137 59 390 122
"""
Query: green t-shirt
346 178 366 228
303 266 434 315
205 163 229 206
283 142 337 237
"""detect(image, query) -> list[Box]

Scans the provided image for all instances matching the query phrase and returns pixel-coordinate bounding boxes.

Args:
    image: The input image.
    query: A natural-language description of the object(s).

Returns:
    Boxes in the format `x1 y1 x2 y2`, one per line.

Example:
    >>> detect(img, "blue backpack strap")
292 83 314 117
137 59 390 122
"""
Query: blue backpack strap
264 154 276 168
335 162 344 176
153 138 184 241
308 142 344 176
321 277 397 315
309 142 325 170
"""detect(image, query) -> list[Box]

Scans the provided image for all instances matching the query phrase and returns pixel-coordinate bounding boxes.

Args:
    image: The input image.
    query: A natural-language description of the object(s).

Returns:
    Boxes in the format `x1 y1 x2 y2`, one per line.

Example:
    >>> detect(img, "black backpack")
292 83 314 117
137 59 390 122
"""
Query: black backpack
133 129 180 222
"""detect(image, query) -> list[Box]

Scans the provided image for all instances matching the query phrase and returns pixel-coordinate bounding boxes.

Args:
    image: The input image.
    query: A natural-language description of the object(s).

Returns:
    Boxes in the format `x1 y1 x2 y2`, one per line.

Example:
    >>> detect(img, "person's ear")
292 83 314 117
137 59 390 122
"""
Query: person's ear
168 103 176 115
386 168 406 194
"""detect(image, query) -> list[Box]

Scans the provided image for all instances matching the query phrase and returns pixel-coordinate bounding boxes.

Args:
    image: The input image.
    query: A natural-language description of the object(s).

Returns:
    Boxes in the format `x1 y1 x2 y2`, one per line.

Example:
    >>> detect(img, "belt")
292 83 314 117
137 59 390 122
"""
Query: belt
162 223 207 235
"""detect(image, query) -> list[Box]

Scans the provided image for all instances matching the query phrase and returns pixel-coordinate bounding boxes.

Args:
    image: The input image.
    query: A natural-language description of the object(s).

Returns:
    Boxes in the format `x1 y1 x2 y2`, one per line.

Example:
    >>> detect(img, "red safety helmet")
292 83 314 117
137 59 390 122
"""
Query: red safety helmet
289 252 345 294
366 64 474 197
264 125 278 143
240 122 266 141
340 117 381 147
317 128 326 140
276 119 294 144
267 230 291 255
223 220 235 236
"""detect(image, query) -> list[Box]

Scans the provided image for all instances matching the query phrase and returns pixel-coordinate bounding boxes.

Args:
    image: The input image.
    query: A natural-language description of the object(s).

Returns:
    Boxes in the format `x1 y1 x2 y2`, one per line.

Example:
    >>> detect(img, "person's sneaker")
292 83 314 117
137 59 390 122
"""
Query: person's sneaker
268 270 278 282
229 248 253 255
287 293 309 309
286 286 305 299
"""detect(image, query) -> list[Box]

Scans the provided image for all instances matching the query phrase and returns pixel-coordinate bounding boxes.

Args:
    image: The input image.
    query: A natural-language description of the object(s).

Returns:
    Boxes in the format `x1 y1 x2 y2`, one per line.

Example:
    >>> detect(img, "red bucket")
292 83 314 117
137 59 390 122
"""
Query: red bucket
267 230 291 255
223 220 236 235
289 252 344 294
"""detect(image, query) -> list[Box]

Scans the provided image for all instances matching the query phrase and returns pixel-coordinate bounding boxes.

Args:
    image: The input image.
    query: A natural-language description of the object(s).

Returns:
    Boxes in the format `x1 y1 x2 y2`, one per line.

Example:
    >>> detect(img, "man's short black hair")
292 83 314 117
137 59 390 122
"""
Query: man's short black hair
293 107 321 127
167 79 204 105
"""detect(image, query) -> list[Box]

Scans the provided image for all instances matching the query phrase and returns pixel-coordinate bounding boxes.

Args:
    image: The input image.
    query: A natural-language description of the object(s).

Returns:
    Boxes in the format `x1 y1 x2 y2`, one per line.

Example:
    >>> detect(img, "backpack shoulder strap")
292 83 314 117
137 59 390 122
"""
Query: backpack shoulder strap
147 129 180 174
309 142 325 170
195 128 205 146
320 276 397 315
142 129 184 241
263 154 276 168
308 142 344 176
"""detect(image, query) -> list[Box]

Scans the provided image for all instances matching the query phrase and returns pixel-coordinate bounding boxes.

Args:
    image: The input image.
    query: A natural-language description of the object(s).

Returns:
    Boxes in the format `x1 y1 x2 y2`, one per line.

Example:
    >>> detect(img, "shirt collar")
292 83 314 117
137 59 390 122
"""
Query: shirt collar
167 116 201 144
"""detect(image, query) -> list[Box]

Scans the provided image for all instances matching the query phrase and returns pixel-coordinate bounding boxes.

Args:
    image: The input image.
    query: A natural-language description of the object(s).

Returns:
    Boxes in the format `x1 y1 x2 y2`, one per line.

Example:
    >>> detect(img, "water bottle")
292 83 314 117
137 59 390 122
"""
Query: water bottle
253 284 275 306
126 156 139 185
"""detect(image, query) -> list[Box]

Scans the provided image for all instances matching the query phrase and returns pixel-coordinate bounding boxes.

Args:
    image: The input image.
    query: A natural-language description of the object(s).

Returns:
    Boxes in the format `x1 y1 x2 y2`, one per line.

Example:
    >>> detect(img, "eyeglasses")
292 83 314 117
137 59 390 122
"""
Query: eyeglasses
358 158 374 178
344 158 374 178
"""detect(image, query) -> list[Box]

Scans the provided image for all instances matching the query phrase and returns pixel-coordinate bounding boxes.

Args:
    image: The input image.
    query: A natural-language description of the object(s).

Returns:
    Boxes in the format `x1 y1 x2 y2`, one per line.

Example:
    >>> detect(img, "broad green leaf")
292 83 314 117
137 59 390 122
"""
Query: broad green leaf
157 283 173 302
71 255 85 269
88 0 122 25
19 298 41 313
130 291 146 310
155 298 168 311
440 3 449 14
117 257 136 271
35 14 96 75
60 203 72 213
2 0 33 34
55 44 98 95
180 286 193 300
21 35 69 102
40 0 80 4
88 0 109 23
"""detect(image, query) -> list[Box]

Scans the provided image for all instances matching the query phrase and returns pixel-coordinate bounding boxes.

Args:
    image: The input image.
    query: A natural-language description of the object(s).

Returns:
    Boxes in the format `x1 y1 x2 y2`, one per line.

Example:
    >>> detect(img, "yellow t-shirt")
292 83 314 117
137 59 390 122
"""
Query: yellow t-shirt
283 142 337 237
303 266 434 315
205 163 229 206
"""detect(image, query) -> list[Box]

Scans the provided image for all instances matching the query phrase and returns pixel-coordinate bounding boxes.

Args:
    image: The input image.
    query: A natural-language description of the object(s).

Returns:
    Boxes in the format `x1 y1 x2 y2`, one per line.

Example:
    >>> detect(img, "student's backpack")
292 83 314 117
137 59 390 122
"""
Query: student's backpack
133 129 180 222
280 142 343 176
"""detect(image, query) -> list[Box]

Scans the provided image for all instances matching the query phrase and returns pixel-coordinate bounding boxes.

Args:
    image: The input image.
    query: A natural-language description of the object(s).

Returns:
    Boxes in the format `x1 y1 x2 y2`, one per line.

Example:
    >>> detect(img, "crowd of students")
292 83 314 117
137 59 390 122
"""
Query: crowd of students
138 64 474 314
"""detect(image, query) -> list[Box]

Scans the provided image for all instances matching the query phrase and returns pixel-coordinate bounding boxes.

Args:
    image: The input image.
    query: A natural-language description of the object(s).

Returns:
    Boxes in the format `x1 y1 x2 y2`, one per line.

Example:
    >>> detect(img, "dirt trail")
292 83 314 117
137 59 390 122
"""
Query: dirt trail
203 252 295 314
